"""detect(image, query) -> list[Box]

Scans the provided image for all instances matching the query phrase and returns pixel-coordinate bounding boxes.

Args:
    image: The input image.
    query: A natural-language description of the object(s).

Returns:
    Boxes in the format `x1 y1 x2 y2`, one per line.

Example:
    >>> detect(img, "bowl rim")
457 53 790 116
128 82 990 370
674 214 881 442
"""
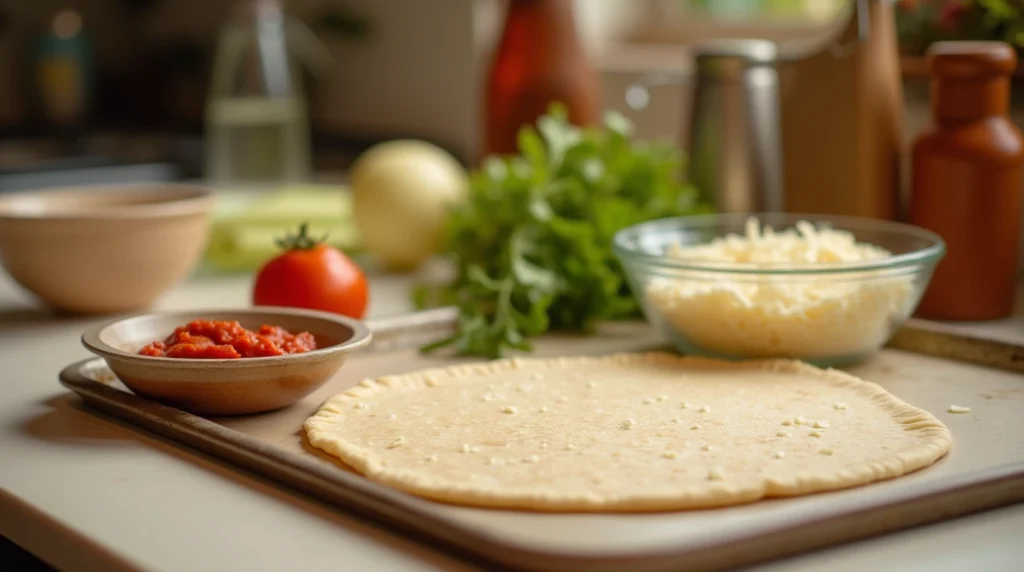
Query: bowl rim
0 183 214 222
81 306 373 367
612 212 947 275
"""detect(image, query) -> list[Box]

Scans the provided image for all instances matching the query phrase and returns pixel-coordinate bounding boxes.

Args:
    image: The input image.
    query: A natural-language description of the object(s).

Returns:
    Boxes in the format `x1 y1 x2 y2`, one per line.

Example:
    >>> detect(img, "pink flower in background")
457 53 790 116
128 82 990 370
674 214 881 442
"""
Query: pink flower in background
897 0 945 11
938 1 970 32
896 0 1024 56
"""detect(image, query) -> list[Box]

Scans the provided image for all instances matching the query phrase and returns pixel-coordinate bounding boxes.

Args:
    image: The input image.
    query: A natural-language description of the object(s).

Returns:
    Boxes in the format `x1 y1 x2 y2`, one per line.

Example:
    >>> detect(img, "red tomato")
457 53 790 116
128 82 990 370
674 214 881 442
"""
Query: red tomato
252 224 369 319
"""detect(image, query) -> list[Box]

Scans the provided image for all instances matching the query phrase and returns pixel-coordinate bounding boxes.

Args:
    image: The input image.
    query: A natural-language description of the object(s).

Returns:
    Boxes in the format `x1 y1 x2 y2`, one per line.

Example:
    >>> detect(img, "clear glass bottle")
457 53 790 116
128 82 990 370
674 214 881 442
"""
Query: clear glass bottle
205 0 331 185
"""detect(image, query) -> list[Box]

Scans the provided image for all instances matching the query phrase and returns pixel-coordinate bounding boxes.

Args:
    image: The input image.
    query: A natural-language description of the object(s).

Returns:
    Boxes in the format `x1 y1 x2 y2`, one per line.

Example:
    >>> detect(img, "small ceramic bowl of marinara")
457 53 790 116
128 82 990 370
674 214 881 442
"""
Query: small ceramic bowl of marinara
81 307 372 415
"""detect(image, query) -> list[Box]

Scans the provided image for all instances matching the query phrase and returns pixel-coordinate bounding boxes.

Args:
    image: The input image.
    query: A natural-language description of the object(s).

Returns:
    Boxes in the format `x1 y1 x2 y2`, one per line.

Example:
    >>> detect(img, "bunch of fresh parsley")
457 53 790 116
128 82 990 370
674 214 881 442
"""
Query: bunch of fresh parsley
411 104 711 358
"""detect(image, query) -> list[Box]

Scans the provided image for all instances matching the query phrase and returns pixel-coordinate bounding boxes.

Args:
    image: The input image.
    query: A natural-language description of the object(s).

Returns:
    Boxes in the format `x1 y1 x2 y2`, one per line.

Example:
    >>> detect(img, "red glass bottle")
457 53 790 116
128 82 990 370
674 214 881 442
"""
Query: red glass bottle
483 0 601 158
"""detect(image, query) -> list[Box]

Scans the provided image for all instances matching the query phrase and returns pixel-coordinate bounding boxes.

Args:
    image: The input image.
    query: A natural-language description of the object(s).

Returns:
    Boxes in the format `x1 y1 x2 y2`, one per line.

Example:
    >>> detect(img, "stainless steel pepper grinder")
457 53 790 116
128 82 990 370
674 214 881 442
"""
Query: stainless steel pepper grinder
686 39 784 213
627 38 785 214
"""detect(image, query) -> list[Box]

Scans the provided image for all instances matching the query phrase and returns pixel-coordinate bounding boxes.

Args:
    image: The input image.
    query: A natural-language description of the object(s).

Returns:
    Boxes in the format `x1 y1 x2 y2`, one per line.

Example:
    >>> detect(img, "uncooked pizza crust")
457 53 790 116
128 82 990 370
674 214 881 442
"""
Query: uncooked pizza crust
304 353 952 512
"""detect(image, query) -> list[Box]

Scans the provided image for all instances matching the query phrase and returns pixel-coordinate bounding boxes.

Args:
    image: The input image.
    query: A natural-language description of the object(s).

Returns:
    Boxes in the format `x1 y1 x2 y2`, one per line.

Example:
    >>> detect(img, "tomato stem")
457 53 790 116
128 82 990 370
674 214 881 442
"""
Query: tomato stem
275 221 329 251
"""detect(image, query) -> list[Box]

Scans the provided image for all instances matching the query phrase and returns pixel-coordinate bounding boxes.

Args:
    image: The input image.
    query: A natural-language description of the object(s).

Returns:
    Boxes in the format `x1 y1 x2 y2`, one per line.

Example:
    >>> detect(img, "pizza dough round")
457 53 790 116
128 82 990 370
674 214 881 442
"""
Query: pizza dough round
304 353 951 512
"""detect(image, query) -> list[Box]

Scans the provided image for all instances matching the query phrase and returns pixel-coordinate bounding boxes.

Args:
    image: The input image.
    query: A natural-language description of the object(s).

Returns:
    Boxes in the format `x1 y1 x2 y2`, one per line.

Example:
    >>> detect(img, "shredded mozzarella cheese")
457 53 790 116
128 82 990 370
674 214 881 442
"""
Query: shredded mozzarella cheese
646 218 914 359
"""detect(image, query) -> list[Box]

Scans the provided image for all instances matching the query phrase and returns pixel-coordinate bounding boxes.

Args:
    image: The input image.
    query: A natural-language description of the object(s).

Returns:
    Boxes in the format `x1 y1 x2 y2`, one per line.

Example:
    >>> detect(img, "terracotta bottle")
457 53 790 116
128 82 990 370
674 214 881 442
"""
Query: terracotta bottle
909 41 1024 321
482 0 601 158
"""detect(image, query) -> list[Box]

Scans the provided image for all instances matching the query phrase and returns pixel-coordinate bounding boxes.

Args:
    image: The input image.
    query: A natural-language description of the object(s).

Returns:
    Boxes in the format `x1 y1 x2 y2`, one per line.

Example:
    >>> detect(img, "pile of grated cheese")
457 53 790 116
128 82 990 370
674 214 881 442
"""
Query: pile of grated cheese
645 217 915 360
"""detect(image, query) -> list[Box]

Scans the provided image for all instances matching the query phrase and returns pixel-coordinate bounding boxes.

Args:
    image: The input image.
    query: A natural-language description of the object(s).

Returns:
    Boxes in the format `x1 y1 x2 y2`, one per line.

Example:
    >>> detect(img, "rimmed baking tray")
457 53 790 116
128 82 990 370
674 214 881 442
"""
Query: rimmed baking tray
59 308 1024 571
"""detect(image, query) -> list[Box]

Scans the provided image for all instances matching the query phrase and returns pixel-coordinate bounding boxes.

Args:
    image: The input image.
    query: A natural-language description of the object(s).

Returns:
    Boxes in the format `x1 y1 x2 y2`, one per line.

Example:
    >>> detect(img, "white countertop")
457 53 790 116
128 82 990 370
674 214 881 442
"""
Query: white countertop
2 270 1023 572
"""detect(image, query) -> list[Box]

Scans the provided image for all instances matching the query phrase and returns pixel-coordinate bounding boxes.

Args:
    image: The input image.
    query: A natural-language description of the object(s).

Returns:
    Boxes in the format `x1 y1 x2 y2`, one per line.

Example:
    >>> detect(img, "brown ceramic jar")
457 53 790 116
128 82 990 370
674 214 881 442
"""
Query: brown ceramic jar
909 41 1024 321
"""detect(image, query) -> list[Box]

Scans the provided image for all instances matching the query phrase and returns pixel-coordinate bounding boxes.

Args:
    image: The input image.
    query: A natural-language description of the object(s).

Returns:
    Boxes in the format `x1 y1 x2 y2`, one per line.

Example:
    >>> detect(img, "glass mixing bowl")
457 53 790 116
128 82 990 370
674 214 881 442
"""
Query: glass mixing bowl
613 213 946 367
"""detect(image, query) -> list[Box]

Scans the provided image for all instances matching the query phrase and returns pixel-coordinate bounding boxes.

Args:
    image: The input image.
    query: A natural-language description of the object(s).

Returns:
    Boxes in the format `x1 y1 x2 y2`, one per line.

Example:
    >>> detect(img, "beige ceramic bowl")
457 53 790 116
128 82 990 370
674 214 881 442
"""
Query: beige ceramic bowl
0 183 214 314
81 307 373 416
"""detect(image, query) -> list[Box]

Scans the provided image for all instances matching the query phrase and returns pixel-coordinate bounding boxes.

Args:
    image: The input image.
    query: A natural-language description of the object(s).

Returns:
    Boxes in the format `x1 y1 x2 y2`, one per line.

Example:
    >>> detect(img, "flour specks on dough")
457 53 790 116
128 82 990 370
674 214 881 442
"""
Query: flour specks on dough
304 353 952 512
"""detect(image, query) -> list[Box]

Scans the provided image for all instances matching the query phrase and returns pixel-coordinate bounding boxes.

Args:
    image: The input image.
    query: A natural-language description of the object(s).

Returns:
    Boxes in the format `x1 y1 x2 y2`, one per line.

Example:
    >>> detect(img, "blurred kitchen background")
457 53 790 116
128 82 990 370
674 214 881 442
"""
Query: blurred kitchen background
0 0 1020 189
0 0 1022 292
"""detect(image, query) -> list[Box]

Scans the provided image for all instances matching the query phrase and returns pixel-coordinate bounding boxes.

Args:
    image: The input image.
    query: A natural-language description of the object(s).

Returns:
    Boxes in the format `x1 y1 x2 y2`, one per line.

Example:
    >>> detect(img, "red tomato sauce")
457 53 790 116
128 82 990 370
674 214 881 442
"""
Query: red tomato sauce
139 320 318 359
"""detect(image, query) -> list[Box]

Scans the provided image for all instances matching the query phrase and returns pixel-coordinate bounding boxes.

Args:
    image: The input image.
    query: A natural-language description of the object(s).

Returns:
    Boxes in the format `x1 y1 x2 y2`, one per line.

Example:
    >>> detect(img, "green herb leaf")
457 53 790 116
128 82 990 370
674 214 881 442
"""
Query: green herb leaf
411 103 711 358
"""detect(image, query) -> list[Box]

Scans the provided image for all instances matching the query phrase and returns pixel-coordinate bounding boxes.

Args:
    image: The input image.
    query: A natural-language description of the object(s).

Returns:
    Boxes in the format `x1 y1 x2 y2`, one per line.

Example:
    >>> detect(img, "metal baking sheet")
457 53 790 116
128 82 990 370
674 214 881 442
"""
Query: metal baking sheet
59 309 1024 572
